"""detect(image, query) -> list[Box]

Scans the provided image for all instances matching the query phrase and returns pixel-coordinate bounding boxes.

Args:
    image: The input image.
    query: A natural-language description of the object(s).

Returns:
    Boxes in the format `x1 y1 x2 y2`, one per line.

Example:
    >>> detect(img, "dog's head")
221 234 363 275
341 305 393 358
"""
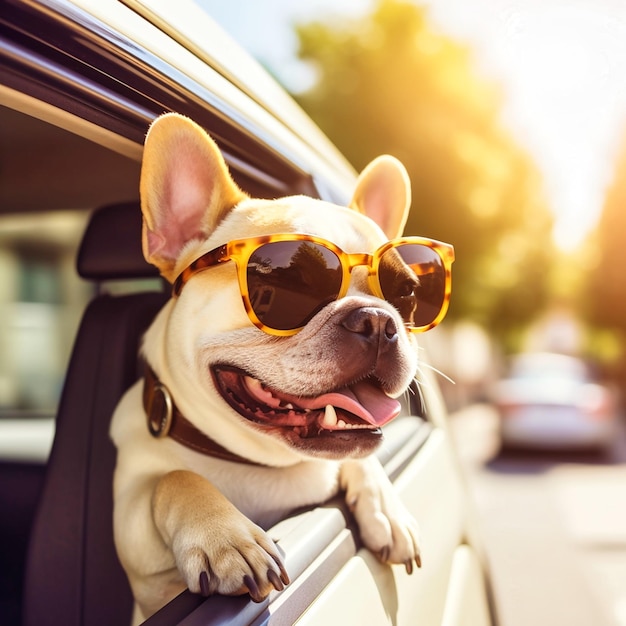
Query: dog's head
140 113 428 464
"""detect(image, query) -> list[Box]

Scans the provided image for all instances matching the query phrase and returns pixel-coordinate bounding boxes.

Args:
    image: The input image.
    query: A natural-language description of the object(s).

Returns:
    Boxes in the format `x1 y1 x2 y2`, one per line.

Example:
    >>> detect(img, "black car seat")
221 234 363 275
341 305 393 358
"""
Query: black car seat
22 202 167 626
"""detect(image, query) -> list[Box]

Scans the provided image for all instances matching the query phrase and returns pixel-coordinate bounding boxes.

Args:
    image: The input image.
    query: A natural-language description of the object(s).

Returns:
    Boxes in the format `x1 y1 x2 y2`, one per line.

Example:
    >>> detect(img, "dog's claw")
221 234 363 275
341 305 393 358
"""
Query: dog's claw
199 571 210 597
404 554 422 575
267 569 285 592
379 546 390 563
280 569 290 586
243 574 263 603
271 553 291 586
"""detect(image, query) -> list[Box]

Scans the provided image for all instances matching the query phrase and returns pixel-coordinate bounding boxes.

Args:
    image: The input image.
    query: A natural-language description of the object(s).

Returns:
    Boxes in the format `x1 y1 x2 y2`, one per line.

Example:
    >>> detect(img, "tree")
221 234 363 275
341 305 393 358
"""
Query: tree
295 0 553 345
581 128 626 377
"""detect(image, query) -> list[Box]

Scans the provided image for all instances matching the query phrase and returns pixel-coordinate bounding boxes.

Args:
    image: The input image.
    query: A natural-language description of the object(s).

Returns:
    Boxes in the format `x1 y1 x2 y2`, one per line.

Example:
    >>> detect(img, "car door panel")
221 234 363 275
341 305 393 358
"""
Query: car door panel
293 428 481 626
441 545 492 626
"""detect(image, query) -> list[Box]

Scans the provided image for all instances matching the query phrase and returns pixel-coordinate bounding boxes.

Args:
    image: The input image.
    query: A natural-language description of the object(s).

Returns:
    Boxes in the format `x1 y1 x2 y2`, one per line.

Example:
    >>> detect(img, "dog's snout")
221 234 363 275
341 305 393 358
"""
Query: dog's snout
341 307 399 344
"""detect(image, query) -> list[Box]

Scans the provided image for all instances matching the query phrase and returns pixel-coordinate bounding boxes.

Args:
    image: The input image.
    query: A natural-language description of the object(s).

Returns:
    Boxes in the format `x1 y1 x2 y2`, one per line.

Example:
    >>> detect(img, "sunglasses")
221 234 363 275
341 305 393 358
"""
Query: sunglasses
173 234 454 336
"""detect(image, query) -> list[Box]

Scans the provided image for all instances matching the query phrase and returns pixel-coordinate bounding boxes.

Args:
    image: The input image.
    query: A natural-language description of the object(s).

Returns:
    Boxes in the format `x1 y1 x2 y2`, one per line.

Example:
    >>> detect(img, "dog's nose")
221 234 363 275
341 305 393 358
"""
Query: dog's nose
341 307 399 346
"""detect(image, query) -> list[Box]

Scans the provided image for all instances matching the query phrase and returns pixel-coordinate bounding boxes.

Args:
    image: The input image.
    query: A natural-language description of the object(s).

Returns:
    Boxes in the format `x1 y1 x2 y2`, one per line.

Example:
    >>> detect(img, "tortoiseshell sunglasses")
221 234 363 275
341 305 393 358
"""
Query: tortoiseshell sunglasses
173 234 454 336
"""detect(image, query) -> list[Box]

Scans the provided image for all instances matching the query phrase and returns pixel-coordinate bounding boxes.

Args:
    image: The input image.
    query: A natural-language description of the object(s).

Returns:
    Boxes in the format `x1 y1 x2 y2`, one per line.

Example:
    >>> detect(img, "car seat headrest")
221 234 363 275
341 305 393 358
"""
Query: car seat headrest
77 202 159 280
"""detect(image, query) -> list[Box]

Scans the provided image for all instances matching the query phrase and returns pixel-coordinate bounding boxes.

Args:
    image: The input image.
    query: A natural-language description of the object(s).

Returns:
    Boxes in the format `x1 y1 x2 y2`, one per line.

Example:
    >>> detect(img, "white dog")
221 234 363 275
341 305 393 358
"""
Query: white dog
111 113 453 624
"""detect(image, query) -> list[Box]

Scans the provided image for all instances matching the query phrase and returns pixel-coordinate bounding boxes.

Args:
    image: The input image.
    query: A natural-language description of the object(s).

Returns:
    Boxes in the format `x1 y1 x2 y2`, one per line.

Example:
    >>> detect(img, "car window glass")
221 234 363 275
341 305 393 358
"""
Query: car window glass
0 211 92 417
0 106 141 420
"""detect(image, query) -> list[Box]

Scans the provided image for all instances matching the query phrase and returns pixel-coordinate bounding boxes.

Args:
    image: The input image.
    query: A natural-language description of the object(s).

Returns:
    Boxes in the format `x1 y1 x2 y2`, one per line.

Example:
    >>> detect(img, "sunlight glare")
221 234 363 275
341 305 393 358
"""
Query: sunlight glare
426 0 626 251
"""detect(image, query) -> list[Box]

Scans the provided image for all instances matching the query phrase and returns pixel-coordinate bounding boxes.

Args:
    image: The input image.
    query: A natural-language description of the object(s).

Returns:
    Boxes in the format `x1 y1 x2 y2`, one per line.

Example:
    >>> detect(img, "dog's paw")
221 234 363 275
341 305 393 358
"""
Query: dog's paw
153 471 290 603
340 457 421 573
172 517 290 602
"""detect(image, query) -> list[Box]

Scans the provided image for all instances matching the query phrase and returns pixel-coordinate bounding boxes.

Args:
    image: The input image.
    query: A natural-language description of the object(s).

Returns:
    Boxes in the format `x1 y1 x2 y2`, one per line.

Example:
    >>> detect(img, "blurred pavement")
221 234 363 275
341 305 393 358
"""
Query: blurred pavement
450 403 626 626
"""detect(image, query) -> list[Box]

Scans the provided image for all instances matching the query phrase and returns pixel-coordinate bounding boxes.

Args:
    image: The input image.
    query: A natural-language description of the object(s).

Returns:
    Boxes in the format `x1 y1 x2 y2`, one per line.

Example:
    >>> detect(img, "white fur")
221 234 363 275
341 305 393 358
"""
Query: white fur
111 114 422 624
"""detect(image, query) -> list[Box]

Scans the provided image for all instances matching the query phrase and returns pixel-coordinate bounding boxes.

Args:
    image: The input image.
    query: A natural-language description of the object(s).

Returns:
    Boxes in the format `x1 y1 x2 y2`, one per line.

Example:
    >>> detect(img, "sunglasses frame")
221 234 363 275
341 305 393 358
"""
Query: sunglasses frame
173 233 455 336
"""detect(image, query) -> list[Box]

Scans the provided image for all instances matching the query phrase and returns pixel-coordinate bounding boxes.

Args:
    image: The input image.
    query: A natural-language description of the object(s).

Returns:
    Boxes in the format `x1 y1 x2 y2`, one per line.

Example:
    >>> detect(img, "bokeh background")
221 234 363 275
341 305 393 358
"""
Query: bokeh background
198 4 626 625
200 0 626 404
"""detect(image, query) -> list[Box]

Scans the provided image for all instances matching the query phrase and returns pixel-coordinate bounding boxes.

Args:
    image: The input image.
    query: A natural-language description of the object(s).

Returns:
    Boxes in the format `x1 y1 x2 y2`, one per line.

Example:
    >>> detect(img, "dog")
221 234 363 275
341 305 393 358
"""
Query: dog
111 112 451 624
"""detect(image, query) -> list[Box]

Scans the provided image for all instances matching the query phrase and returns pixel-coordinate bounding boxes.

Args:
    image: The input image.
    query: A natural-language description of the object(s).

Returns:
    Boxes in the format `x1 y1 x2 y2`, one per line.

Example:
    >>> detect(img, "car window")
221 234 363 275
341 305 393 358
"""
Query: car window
0 105 141 423
0 210 91 418
509 355 589 383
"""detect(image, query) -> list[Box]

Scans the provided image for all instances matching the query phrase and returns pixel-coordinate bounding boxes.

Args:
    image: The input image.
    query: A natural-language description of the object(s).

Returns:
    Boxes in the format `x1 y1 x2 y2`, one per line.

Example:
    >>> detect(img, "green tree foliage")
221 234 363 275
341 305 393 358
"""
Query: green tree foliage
582 130 626 371
295 0 553 343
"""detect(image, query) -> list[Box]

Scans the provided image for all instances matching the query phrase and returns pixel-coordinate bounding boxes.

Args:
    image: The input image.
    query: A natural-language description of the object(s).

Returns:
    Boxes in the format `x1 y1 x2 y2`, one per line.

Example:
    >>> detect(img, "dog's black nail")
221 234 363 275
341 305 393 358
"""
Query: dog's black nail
199 571 210 596
271 554 291 585
243 574 262 602
405 559 414 575
267 568 285 592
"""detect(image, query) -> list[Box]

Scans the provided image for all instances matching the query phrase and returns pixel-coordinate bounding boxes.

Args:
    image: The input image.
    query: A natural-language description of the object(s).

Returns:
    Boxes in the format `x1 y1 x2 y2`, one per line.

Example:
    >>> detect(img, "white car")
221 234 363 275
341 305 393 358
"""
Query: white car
0 1 496 624
492 352 618 451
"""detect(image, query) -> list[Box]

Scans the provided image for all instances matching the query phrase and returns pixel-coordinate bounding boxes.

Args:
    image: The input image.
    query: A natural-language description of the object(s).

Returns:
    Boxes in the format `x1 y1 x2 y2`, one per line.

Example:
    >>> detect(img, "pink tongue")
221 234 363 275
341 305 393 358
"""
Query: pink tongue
307 382 401 426
246 378 401 427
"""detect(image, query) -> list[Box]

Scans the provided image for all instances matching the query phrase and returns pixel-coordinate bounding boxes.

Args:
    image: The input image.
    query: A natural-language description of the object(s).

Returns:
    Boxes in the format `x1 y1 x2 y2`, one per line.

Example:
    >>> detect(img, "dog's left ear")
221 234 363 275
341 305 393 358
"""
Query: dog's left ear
350 156 411 239
139 113 248 282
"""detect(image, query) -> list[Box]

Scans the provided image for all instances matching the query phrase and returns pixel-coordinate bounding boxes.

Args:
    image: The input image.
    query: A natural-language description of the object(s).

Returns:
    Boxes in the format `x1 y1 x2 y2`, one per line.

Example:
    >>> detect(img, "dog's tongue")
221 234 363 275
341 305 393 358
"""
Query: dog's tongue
245 376 401 427
301 381 401 427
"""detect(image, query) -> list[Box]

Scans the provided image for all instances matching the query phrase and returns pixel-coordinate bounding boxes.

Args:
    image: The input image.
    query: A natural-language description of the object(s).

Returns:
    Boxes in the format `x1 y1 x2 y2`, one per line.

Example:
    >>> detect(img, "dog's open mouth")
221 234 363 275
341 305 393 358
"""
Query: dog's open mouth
212 365 401 439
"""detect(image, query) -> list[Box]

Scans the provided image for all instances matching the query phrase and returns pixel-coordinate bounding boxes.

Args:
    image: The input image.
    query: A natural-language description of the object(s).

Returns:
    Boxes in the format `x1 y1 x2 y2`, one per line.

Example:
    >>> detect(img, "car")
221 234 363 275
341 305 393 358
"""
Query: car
0 1 497 625
492 351 618 452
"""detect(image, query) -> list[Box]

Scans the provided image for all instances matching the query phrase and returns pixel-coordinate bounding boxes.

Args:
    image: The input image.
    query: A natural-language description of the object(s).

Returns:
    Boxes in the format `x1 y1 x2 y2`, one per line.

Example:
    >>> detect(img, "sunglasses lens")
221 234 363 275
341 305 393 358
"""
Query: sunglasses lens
247 240 343 331
379 244 447 328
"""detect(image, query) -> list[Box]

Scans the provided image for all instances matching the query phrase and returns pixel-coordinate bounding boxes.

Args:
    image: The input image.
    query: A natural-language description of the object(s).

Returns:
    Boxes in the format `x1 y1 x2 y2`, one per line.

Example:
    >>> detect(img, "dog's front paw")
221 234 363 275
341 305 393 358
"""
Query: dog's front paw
153 471 290 602
340 458 421 573
172 518 290 602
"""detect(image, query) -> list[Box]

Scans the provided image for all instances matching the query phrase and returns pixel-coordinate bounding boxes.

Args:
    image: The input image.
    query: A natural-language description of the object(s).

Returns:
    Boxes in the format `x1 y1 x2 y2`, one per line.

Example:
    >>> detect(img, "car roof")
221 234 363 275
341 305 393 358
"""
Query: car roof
1 0 357 214
508 352 589 379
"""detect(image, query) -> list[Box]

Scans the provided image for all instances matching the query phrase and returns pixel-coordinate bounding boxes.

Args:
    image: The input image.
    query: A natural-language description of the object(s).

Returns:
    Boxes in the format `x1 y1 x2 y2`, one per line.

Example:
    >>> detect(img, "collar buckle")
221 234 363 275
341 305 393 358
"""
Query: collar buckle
147 381 174 438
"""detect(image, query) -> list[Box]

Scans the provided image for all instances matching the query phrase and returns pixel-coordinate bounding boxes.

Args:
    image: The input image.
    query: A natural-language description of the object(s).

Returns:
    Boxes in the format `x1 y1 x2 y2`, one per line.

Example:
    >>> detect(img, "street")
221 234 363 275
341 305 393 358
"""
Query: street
450 404 626 626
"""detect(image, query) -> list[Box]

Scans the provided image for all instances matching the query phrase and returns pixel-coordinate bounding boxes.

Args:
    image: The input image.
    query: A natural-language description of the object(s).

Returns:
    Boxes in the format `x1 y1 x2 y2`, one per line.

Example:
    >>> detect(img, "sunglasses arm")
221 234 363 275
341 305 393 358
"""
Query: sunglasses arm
172 243 230 296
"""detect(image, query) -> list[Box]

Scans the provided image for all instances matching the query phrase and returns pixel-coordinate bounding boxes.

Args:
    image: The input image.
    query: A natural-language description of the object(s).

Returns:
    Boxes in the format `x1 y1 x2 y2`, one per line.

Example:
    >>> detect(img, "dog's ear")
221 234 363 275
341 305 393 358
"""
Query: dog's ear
139 113 248 281
349 155 411 239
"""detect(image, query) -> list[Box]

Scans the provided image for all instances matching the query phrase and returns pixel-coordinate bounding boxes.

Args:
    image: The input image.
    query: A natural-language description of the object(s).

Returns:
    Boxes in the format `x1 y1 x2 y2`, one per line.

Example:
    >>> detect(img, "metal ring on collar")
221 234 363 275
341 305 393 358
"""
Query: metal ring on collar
147 382 174 438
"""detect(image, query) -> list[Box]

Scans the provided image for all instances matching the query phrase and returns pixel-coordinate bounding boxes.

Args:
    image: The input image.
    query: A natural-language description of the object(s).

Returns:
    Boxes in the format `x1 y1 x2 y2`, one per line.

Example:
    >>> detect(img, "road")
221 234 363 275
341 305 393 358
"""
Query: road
450 404 626 626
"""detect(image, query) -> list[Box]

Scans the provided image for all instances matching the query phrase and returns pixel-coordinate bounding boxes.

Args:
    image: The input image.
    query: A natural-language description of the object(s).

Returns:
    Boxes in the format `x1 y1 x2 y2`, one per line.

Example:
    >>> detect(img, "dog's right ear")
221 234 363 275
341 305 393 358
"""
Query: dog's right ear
139 113 248 282
350 155 411 240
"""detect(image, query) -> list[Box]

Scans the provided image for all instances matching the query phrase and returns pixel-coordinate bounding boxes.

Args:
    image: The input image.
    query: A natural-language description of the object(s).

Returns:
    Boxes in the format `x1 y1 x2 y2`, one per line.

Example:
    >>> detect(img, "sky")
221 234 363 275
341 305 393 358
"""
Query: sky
197 0 626 251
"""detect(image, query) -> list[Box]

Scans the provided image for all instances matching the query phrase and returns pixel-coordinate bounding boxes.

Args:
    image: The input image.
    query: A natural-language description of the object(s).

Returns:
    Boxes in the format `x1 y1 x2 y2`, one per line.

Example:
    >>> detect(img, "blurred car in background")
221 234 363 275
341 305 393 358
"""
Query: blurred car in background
492 352 619 452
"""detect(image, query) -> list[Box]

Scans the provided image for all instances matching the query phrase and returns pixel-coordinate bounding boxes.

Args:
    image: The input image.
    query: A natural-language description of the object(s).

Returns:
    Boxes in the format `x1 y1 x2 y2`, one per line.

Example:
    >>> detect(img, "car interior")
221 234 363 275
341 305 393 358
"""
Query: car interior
21 200 167 626
0 105 152 625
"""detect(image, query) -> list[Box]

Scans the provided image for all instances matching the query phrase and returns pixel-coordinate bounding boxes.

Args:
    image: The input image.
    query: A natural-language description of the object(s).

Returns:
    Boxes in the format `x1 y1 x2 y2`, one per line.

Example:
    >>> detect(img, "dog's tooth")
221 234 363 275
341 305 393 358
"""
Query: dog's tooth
245 376 263 391
337 419 348 429
321 405 338 429
244 375 282 408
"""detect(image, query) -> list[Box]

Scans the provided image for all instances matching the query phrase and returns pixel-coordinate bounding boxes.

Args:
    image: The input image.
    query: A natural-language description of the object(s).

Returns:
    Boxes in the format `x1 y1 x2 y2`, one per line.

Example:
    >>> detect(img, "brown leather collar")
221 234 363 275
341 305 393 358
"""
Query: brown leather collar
143 366 261 466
